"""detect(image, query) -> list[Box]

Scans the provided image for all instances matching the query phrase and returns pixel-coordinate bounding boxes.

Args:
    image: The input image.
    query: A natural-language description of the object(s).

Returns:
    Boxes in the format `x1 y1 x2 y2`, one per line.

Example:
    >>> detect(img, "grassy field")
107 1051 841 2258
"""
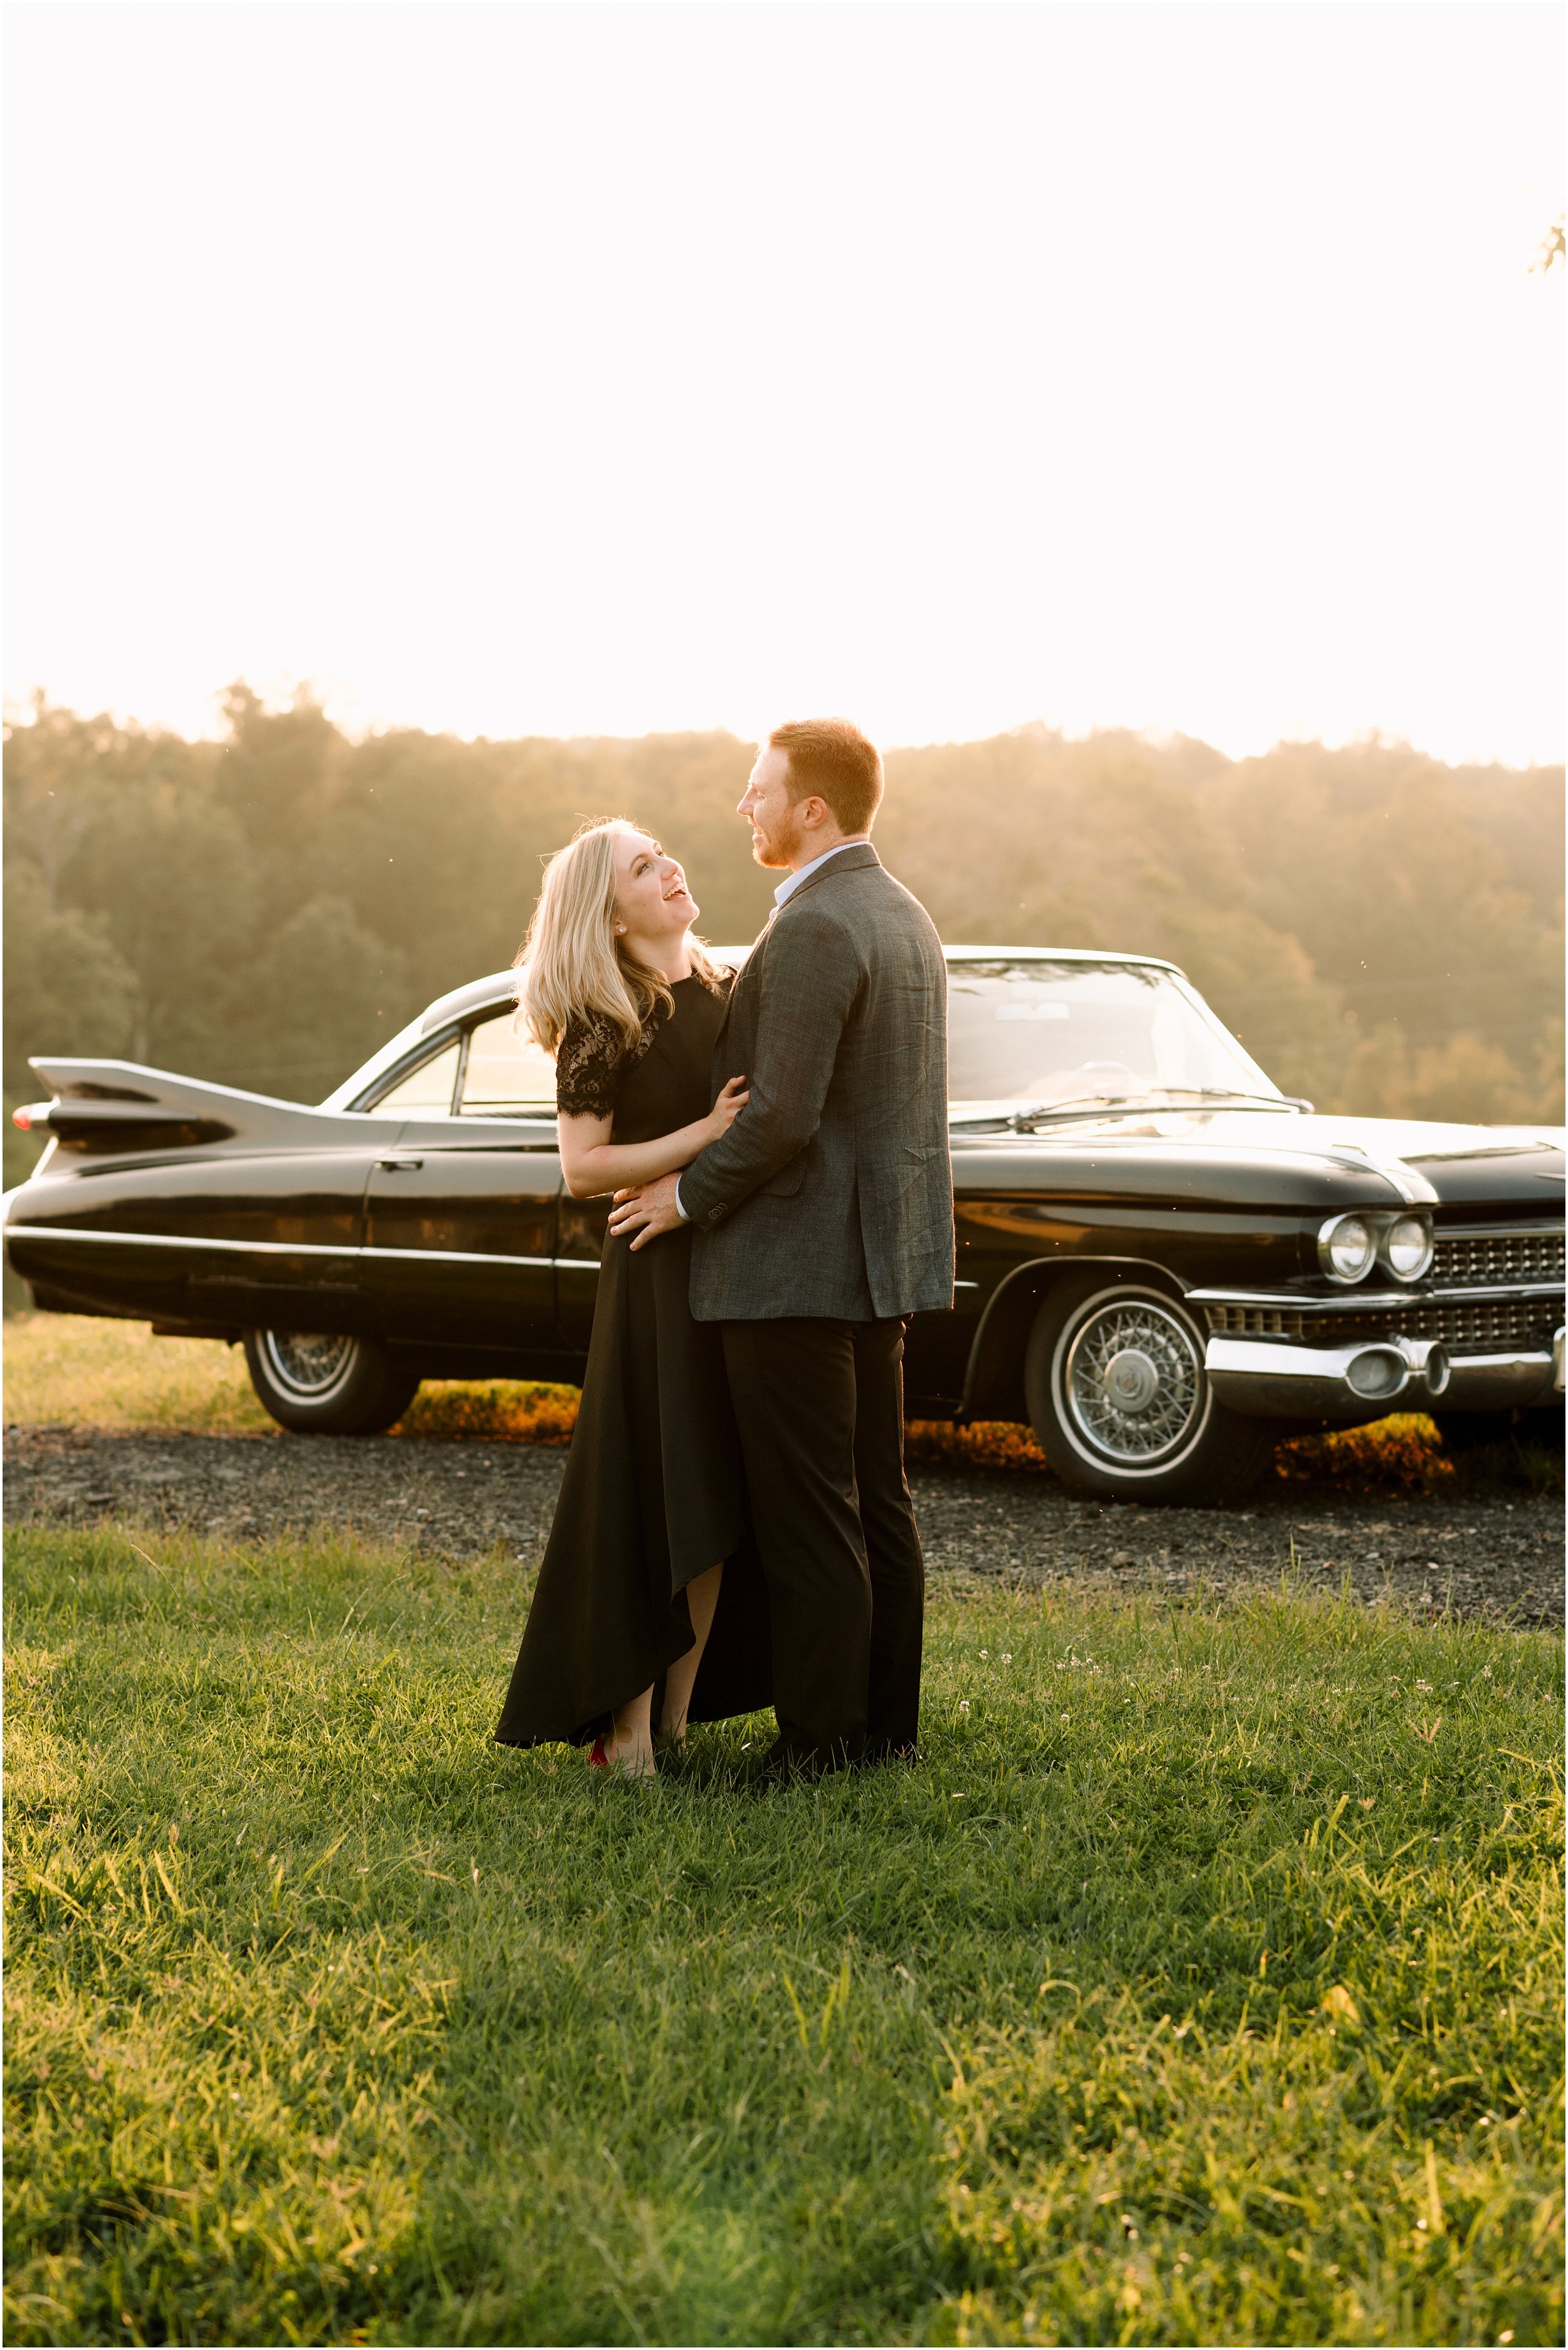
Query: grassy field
4 1314 278 1437
0 1313 581 1448
5 1519 1562 2347
5 1309 1560 1494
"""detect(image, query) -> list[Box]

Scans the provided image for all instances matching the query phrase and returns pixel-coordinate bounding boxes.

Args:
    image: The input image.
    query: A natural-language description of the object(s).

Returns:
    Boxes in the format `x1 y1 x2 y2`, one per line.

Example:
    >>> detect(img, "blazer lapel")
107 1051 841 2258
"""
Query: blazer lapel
714 914 773 1044
712 854 876 1042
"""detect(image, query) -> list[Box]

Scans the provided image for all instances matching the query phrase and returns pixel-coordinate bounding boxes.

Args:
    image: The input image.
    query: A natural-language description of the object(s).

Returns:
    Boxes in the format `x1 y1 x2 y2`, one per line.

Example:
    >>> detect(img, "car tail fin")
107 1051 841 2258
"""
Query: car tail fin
24 1057 332 1154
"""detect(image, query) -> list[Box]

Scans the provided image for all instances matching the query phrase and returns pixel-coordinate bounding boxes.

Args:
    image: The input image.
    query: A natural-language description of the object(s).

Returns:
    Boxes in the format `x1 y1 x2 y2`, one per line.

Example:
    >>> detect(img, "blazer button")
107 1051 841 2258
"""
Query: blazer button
710 1204 727 1223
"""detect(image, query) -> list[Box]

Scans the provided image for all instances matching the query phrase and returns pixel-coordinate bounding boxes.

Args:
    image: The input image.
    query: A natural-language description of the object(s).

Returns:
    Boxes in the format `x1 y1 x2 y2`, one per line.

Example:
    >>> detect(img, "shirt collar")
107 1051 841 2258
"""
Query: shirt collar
773 838 870 908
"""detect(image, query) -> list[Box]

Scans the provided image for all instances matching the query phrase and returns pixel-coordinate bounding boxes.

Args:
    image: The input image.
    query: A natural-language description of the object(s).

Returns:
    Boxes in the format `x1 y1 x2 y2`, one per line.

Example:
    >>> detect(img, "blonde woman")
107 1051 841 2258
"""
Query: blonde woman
494 820 770 1775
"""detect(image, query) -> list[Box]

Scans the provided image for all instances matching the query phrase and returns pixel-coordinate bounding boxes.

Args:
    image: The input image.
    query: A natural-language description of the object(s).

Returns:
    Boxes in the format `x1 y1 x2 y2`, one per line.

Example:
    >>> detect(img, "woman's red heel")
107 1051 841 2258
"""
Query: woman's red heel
588 1730 656 1779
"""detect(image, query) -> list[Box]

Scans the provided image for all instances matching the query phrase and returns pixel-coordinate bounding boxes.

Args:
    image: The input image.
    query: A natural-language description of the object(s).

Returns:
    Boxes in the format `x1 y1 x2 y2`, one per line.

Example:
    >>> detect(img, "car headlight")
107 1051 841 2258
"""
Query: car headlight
1318 1213 1375 1283
1384 1213 1434 1282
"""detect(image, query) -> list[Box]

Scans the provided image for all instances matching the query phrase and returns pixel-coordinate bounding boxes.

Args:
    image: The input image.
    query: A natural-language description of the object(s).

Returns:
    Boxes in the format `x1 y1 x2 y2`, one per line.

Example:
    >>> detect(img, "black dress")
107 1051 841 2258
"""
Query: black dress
494 972 772 1749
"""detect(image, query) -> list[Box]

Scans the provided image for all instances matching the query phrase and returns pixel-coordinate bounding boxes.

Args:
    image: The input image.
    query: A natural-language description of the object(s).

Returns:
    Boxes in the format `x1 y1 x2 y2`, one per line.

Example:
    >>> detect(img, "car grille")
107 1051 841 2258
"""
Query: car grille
1206 1296 1560 1354
1207 1305 1315 1339
1433 1229 1565 1287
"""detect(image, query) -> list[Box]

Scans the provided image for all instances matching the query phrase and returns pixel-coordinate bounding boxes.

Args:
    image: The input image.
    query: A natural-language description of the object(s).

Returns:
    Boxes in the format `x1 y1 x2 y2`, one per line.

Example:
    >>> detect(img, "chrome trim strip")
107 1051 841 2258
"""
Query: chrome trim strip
3 1224 571 1273
1435 1221 1564 1240
364 1246 560 1268
1189 1282 1565 1310
5 1224 361 1258
1438 1287 1568 1306
1442 1349 1555 1371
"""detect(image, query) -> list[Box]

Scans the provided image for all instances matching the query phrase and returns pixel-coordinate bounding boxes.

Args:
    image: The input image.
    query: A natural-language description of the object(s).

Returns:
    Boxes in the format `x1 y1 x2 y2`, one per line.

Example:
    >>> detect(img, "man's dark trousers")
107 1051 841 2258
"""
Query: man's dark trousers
721 1314 924 1768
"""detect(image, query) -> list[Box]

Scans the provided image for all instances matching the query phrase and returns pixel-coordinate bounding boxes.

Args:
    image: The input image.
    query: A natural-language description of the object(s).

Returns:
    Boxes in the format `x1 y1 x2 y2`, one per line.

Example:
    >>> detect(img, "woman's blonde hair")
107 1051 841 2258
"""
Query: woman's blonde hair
516 818 721 1056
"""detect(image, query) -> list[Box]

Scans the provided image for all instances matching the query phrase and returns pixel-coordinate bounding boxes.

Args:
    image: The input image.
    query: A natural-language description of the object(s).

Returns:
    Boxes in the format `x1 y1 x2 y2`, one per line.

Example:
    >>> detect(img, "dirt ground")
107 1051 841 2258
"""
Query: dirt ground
4 1423 1561 1628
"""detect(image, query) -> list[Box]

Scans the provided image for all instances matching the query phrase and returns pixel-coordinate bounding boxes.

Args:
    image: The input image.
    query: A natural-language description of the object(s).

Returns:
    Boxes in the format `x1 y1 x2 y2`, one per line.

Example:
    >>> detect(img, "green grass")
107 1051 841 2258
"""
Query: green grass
0 1313 581 1450
3 1314 277 1436
4 1526 1562 2346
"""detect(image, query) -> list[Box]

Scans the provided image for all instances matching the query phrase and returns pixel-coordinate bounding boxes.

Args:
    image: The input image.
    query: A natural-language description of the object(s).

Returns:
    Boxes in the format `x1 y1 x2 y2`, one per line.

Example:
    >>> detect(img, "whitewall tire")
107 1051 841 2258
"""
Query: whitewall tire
243 1329 420 1436
1025 1273 1274 1505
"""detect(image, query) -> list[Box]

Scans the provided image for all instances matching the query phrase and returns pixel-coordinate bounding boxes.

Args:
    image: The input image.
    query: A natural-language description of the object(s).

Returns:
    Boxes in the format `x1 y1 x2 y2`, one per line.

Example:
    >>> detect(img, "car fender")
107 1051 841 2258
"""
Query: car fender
960 1253 1193 1424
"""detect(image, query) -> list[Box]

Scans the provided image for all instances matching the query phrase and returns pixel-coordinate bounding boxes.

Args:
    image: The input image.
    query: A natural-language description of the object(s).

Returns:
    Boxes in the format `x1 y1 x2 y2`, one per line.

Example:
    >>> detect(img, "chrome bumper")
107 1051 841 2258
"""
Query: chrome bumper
1205 1334 1559 1419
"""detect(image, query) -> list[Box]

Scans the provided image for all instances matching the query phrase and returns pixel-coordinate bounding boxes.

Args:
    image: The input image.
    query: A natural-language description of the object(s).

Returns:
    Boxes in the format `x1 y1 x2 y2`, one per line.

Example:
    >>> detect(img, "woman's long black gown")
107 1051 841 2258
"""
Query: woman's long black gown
494 974 771 1748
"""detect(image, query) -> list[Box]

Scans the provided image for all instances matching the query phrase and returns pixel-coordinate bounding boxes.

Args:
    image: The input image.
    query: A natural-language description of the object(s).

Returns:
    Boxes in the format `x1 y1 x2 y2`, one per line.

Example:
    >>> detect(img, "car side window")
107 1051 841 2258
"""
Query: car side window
366 1039 462 1117
459 1011 558 1117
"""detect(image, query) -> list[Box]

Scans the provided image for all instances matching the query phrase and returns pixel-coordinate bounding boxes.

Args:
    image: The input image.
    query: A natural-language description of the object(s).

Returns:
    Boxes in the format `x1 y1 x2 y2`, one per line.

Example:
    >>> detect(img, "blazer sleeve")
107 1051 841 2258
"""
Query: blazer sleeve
676 902 861 1228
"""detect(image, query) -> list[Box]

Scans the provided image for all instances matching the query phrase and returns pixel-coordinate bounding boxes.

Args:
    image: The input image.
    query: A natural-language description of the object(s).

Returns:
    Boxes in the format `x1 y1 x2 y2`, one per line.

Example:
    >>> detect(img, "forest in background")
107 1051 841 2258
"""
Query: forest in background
5 688 1562 1186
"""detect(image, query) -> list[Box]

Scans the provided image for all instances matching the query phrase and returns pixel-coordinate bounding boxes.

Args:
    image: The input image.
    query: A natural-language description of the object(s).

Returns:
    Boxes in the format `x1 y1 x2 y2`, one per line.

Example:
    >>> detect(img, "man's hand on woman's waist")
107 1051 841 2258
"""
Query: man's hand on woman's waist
608 1171 688 1252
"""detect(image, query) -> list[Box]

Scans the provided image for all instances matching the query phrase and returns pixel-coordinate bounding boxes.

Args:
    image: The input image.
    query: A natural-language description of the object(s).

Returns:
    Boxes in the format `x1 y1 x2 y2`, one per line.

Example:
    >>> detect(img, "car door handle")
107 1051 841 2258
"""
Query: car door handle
376 1158 425 1172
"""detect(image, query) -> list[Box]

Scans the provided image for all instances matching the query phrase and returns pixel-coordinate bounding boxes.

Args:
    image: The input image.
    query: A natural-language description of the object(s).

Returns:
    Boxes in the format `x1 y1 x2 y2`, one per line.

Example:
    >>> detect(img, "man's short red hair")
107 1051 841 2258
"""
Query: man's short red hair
768 718 884 836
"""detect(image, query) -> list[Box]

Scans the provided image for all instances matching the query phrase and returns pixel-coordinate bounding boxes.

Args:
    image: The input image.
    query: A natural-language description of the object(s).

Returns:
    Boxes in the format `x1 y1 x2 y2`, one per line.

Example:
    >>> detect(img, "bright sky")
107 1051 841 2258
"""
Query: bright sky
4 2 1563 763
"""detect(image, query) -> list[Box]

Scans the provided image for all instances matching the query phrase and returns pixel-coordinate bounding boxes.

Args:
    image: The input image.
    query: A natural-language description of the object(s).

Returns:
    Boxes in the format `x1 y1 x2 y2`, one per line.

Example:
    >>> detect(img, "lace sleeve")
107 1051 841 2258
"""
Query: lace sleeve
554 1011 625 1120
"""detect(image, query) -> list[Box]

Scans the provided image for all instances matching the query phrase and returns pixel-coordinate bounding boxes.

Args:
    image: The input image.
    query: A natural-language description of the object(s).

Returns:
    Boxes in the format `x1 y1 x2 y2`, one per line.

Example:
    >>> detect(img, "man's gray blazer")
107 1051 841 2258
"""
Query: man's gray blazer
680 843 955 1322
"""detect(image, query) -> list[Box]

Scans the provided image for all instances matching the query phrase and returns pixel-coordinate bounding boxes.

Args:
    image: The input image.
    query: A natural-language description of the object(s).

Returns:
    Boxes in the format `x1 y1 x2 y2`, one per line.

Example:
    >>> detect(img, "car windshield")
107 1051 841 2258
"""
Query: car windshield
946 960 1280 1109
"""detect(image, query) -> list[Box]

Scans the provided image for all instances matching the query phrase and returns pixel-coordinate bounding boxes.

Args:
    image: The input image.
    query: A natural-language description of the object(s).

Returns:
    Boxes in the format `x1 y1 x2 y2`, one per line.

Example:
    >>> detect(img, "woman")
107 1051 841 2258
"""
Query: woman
494 819 768 1776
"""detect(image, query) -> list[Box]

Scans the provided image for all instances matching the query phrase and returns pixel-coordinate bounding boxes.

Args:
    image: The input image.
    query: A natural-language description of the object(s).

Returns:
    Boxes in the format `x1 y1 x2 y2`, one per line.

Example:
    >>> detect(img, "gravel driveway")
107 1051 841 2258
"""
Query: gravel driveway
5 1424 1560 1627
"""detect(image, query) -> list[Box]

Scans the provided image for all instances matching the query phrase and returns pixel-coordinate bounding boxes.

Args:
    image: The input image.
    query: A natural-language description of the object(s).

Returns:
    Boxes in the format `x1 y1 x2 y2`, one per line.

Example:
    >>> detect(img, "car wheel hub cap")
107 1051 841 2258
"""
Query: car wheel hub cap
1104 1347 1160 1410
262 1331 358 1400
1064 1300 1203 1464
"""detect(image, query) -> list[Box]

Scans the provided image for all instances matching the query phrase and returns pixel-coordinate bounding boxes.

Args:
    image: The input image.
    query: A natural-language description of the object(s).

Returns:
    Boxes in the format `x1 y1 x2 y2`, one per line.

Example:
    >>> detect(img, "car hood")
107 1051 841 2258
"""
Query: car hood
948 1102 1566 1213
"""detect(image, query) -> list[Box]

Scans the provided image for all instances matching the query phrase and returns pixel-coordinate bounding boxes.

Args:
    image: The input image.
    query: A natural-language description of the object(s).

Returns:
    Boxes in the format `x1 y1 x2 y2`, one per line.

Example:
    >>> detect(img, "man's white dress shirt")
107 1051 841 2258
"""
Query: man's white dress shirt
770 837 870 908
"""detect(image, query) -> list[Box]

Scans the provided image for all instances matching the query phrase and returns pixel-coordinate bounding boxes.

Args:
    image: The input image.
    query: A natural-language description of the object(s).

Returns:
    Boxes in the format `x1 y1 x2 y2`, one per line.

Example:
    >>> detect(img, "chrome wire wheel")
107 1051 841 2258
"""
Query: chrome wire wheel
258 1330 359 1403
1061 1295 1205 1465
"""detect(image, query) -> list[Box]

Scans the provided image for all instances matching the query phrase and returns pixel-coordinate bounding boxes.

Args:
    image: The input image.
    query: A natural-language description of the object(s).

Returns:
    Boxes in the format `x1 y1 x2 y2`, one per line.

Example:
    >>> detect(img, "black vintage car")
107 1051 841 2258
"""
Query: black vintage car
7 947 1563 1502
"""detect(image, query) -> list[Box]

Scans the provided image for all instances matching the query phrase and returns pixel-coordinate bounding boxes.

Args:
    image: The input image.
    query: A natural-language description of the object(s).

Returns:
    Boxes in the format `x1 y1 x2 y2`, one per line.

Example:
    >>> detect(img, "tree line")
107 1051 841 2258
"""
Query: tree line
5 688 1562 1185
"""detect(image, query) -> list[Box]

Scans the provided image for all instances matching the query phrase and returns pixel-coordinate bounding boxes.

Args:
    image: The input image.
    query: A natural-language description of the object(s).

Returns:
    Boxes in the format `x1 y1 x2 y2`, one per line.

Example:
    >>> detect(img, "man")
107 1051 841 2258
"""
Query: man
608 718 953 1773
